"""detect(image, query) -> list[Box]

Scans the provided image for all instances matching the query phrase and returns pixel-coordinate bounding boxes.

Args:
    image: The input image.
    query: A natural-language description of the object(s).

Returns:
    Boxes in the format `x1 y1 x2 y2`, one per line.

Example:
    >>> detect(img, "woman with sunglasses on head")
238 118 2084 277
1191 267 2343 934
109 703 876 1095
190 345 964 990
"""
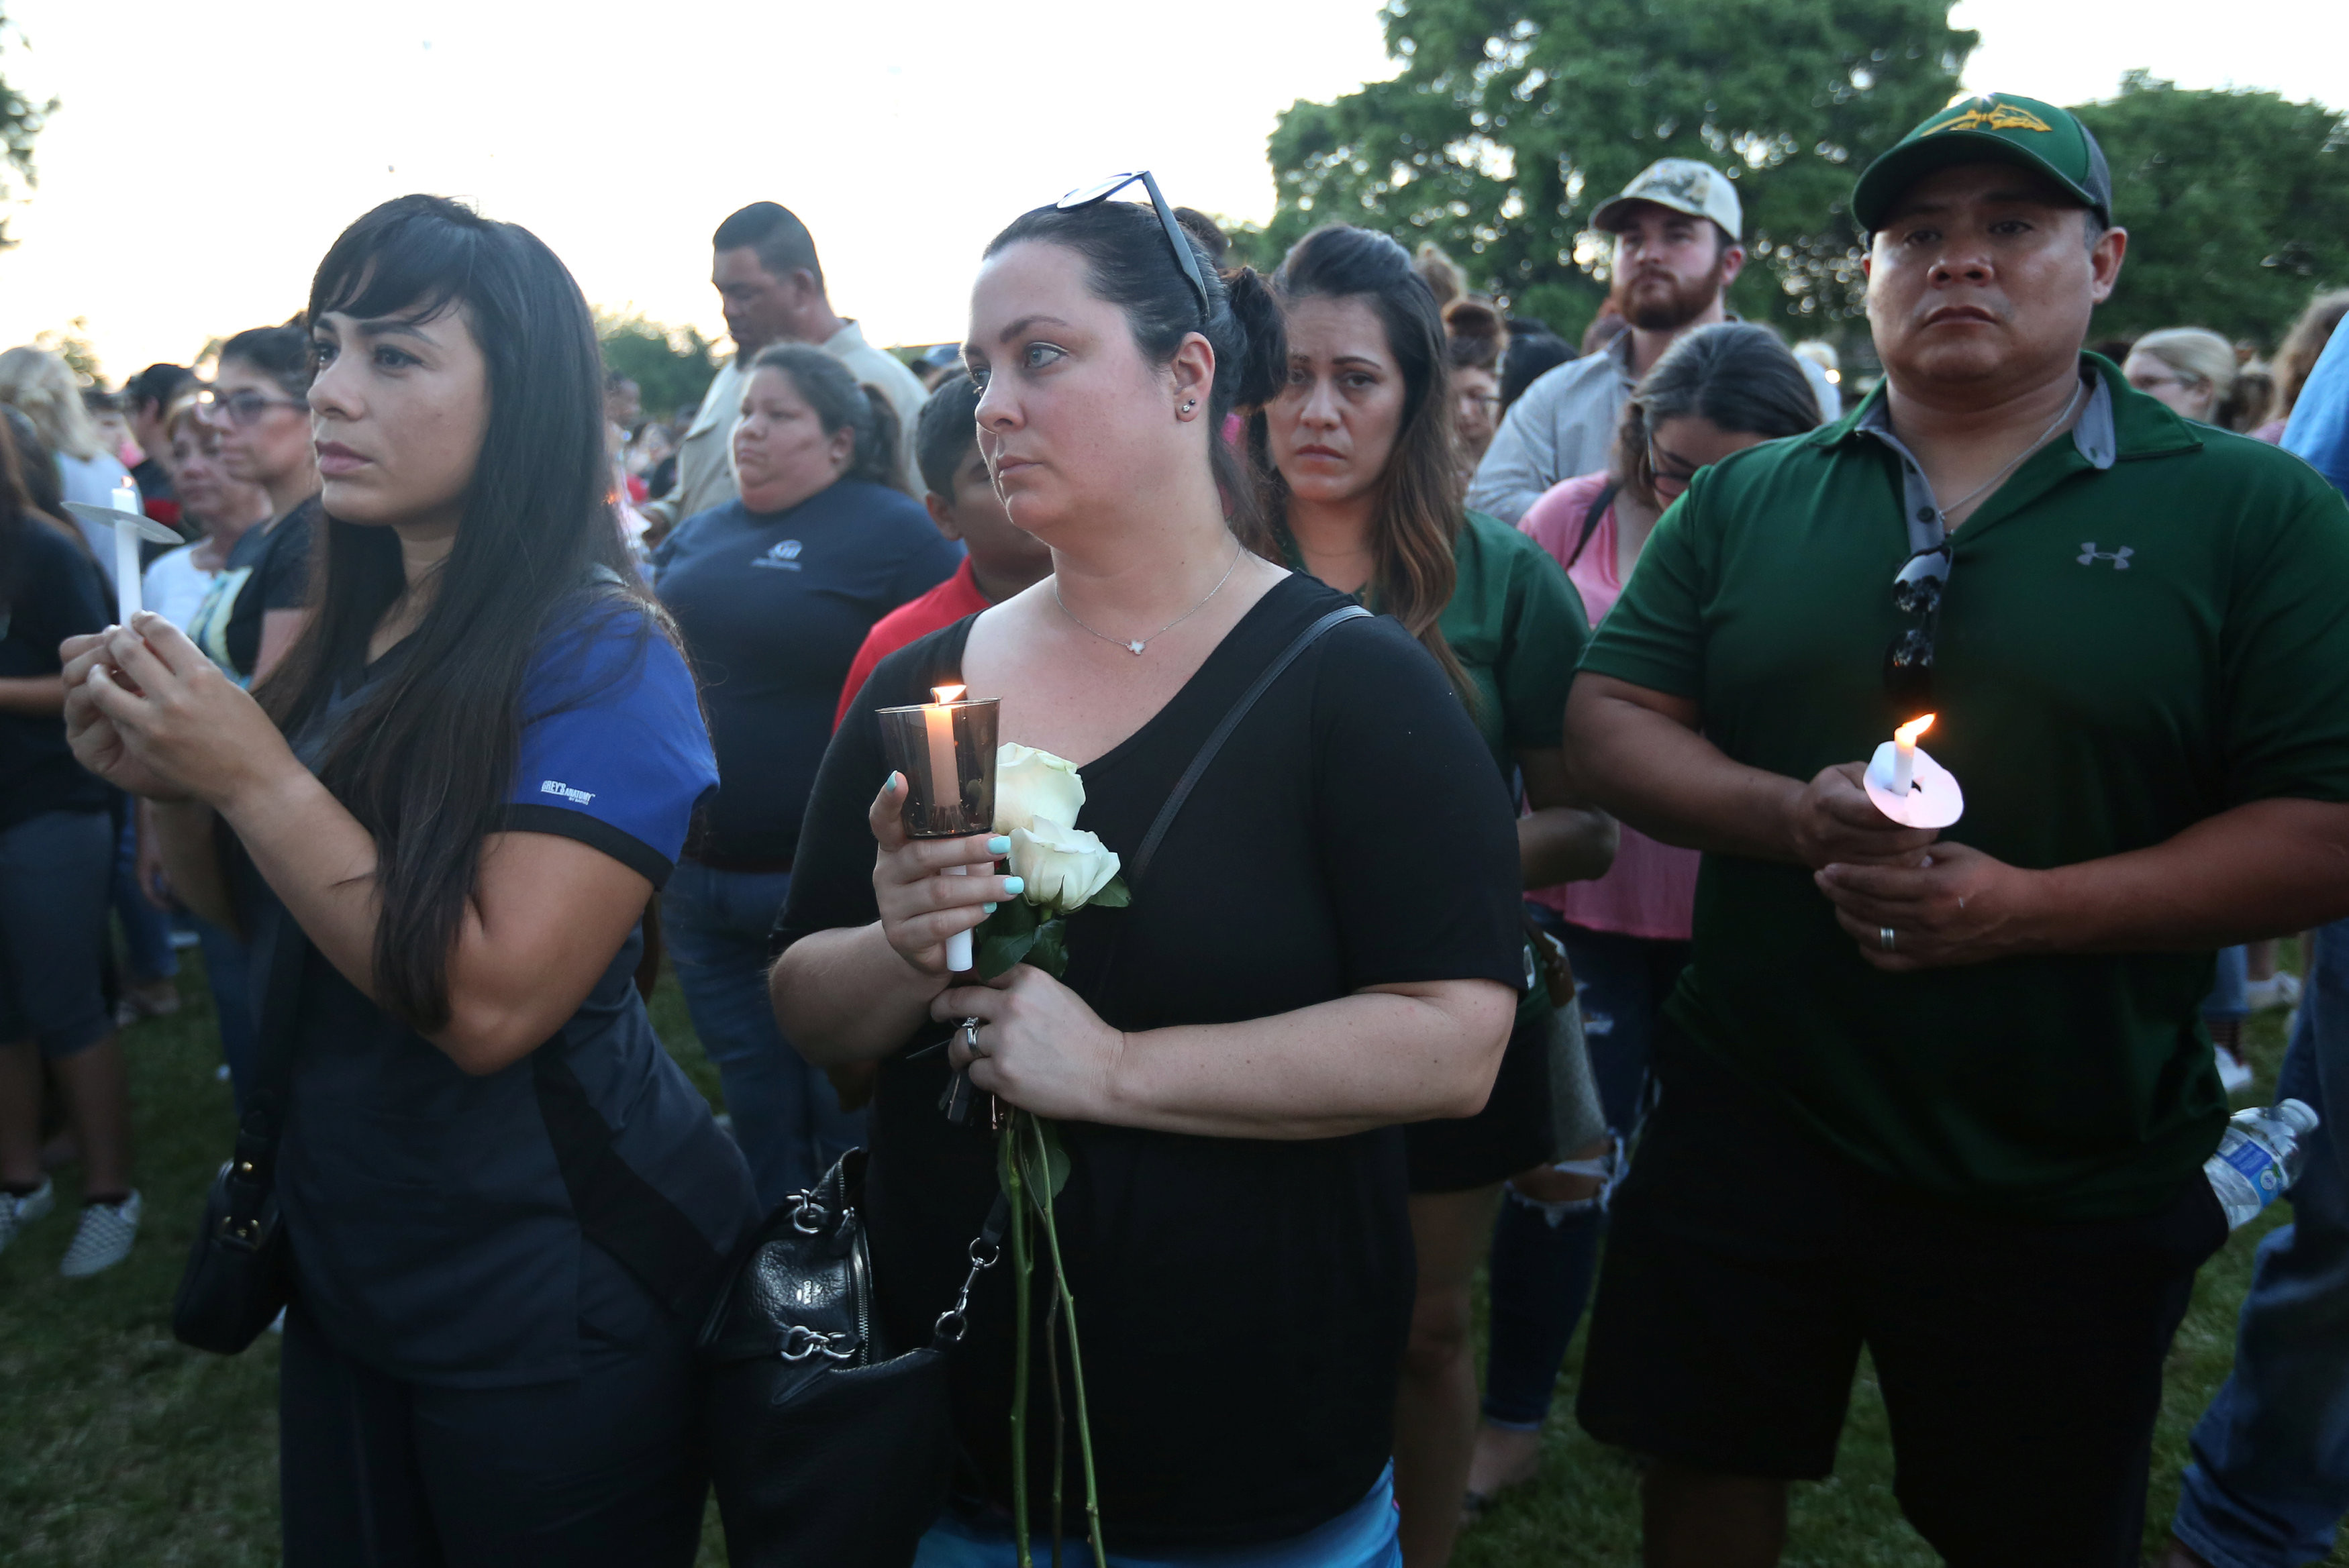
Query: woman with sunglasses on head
1248 223 1617 1567
62 195 758 1565
184 326 321 686
772 178 1526 1567
1471 321 1826 1506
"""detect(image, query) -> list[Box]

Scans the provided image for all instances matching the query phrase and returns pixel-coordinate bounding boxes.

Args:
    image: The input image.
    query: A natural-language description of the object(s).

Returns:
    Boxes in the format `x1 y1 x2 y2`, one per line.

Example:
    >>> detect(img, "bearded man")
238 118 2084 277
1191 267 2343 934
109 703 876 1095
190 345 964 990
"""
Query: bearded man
1466 158 1840 523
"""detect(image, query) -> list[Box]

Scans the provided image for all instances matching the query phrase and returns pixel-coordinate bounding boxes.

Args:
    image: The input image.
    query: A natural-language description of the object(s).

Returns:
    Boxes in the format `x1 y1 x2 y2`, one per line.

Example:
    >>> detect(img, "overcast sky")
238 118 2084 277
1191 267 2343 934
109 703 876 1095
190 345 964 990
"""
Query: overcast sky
0 0 2339 384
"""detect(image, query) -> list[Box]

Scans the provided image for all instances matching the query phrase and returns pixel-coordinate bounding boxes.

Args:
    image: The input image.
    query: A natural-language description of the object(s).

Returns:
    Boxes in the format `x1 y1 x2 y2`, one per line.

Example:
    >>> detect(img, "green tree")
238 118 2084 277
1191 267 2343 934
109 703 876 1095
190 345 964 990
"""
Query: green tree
2075 73 2348 346
595 309 719 427
1262 0 1973 345
0 9 54 252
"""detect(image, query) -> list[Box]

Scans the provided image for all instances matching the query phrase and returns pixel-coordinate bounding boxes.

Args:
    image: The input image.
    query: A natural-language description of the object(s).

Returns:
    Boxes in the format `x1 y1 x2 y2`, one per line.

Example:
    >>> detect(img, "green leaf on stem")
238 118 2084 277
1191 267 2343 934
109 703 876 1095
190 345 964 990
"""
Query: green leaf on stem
1015 1112 1072 1202
1026 919 1069 979
978 899 1043 979
1085 876 1131 910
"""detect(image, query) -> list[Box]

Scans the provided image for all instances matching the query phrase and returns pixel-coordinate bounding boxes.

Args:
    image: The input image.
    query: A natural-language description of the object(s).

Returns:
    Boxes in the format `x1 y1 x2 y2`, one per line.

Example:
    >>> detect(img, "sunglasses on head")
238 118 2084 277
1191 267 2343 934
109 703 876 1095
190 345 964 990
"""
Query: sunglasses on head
1885 544 1951 709
1055 170 1211 324
198 387 307 428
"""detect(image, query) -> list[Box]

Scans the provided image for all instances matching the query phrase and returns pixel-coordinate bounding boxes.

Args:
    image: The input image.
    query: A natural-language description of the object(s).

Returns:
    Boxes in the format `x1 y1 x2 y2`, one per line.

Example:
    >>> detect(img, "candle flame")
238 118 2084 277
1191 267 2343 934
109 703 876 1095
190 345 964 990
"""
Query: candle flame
1895 713 1936 746
932 684 966 704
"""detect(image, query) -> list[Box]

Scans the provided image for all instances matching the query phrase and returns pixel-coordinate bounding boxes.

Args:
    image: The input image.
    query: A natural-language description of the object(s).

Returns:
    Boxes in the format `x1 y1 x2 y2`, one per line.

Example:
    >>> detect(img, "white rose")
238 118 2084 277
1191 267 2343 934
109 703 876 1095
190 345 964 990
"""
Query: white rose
994 743 1086 835
1009 819 1122 917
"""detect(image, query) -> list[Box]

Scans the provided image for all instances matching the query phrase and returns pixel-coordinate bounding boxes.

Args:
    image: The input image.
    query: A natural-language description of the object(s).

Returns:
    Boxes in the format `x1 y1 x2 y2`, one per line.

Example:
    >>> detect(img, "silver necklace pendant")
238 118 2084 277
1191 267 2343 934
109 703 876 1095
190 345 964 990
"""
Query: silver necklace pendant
1128 640 1145 654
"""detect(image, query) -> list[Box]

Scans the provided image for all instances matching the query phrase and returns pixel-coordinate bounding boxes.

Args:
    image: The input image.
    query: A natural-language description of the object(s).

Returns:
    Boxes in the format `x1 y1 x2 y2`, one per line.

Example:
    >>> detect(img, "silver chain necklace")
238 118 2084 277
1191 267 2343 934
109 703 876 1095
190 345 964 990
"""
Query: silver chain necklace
1052 541 1246 656
1932 379 2085 522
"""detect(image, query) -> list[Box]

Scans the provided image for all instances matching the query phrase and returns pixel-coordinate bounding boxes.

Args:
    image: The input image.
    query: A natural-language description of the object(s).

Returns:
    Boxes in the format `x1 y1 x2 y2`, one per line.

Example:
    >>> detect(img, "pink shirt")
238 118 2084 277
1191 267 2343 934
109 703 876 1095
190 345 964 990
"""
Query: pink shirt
1520 472 1700 941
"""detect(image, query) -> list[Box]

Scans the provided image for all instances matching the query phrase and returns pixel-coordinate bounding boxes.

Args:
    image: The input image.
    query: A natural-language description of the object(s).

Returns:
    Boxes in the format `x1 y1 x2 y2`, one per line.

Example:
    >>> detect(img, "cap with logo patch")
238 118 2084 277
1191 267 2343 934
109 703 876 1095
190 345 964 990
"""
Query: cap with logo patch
1852 92 2112 232
1592 158 1744 243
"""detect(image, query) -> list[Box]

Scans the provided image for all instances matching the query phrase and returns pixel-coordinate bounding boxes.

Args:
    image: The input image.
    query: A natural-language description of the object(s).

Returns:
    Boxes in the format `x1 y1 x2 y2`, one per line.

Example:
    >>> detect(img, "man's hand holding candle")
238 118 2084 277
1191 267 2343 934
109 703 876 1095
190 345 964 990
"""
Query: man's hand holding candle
1814 843 2054 972
1783 762 1941 871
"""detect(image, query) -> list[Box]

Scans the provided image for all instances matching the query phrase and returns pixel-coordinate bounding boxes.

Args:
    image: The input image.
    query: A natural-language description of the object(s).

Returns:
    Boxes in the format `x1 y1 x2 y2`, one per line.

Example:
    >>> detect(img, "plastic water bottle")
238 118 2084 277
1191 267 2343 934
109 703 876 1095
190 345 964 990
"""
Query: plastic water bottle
2205 1100 2320 1229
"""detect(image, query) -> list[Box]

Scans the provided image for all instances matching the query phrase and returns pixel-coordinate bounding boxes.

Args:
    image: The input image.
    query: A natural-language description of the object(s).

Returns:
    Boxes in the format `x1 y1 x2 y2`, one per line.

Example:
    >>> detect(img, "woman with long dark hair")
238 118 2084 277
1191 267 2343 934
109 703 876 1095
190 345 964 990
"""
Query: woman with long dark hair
1248 222 1616 1566
62 195 756 1564
0 407 140 1278
772 185 1526 1564
653 342 956 1210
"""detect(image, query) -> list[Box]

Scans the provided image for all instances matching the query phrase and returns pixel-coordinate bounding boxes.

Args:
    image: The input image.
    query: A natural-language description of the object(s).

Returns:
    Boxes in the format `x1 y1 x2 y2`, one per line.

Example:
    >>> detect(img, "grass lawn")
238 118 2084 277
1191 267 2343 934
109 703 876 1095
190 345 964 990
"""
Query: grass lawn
1 951 2340 1567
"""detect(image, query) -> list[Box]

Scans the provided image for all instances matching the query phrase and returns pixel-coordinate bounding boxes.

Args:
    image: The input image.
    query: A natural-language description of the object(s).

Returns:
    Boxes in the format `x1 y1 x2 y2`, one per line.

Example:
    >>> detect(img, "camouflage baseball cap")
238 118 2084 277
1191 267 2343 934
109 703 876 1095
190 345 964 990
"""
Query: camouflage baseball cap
1591 159 1744 242
1852 91 2113 231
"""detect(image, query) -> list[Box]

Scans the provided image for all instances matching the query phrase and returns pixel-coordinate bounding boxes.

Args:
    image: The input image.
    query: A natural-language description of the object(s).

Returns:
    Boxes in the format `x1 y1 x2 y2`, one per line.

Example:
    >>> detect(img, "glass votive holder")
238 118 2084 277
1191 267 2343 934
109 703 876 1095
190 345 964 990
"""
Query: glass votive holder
877 694 999 839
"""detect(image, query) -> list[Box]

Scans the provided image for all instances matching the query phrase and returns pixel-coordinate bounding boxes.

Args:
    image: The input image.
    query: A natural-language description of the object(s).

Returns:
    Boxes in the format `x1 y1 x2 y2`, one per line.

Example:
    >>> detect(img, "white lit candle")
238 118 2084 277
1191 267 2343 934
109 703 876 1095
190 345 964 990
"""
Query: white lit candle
1891 713 1935 796
110 480 142 625
928 684 974 974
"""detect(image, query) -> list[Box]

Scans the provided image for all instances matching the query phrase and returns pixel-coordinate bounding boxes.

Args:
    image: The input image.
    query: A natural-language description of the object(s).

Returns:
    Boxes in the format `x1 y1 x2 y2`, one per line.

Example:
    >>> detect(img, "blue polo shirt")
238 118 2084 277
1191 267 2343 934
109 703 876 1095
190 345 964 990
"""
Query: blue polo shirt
267 594 758 1386
653 478 960 864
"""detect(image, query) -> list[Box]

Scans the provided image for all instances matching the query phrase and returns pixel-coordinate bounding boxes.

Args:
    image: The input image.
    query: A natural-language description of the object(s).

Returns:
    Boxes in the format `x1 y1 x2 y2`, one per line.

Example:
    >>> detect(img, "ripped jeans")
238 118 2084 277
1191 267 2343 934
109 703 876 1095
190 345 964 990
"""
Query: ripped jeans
1481 917 1690 1430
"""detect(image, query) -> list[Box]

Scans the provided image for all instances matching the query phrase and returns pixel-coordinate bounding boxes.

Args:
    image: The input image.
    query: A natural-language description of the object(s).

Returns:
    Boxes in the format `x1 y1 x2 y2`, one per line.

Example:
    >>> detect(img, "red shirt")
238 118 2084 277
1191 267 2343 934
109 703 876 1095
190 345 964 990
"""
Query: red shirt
831 556 990 731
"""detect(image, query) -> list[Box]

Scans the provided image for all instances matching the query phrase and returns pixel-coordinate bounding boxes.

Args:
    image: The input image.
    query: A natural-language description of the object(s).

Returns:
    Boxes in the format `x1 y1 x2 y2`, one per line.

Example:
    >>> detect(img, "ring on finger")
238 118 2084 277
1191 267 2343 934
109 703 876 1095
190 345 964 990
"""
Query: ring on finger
1879 925 1897 953
959 1017 985 1058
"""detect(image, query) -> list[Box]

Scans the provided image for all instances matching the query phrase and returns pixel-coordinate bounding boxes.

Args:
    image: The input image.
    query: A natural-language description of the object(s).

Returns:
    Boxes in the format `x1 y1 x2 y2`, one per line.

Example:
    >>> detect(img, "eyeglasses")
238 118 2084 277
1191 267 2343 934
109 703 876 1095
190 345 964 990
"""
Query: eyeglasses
1884 543 1952 707
198 388 308 428
1646 435 1702 498
1055 170 1211 324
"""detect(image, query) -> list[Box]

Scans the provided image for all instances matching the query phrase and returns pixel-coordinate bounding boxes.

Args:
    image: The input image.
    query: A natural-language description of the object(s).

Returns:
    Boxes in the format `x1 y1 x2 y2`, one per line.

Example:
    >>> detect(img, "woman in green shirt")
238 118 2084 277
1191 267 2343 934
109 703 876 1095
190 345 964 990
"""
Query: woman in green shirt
1248 223 1617 1567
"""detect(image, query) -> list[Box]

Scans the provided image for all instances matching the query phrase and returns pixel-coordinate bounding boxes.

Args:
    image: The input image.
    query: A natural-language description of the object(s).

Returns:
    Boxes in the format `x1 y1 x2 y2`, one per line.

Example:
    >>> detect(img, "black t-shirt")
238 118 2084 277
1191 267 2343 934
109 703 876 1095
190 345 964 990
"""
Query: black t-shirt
652 480 960 864
774 574 1524 1549
219 495 318 680
0 519 111 829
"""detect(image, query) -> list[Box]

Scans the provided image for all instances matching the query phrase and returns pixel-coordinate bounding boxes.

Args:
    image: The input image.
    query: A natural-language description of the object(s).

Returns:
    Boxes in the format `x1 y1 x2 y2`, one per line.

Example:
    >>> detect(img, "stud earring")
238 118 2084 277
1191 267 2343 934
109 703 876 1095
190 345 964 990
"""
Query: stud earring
1181 399 1197 415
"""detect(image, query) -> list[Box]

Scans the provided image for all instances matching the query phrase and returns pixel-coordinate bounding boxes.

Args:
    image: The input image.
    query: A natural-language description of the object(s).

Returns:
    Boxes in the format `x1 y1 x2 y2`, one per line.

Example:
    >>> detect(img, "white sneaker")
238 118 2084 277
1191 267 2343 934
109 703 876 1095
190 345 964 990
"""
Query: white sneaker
2246 972 2303 1012
59 1190 140 1278
0 1175 55 1256
2218 1051 2256 1095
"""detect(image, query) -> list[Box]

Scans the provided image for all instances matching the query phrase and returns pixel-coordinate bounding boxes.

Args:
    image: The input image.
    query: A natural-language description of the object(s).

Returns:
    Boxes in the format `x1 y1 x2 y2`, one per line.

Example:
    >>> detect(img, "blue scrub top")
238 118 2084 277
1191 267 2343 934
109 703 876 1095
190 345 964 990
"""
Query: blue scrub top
653 478 960 864
266 594 758 1387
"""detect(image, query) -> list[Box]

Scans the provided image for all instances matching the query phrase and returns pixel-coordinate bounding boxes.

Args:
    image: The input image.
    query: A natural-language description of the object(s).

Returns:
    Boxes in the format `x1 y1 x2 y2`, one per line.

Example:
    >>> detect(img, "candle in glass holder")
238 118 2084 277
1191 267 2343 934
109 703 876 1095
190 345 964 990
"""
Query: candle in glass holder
876 688 1002 975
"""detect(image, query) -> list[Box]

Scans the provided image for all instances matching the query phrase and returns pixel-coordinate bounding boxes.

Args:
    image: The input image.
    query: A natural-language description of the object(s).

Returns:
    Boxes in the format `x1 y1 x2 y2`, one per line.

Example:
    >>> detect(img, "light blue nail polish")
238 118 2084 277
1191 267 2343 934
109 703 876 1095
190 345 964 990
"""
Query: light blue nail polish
983 902 998 914
987 835 1012 855
1003 877 1024 896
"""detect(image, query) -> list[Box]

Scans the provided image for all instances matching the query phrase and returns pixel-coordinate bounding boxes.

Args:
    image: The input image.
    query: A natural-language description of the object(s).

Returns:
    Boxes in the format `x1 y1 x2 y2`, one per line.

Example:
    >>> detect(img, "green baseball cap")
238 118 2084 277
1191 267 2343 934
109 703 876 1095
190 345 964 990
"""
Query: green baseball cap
1851 92 2112 231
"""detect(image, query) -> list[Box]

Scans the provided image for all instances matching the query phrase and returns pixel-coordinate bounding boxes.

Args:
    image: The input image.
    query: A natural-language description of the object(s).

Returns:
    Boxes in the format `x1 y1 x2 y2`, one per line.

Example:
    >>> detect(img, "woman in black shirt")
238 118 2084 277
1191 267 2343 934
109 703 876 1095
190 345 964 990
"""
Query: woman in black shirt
771 190 1523 1561
185 325 319 686
0 410 140 1278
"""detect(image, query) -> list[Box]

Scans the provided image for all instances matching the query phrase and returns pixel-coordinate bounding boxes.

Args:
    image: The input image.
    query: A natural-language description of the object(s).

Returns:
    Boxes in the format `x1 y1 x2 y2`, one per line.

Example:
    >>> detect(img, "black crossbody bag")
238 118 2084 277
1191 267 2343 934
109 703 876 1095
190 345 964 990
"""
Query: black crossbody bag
697 603 1370 1568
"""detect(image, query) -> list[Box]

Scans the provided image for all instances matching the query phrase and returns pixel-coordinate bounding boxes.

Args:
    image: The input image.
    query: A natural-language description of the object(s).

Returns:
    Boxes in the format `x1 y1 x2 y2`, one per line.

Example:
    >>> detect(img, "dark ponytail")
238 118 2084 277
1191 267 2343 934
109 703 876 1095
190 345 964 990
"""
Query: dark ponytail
983 199 1285 532
750 343 907 494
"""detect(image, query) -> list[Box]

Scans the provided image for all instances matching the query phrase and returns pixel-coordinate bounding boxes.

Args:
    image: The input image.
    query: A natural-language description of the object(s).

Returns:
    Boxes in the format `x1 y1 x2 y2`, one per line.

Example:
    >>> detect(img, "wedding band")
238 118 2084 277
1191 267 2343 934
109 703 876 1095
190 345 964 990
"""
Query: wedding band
959 1018 984 1058
1879 925 1897 953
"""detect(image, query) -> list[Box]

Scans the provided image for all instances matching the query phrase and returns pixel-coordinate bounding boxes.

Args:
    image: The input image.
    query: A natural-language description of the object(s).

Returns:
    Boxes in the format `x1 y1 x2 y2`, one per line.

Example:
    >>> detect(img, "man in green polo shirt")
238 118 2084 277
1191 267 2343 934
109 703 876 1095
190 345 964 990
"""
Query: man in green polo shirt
1561 93 2349 1567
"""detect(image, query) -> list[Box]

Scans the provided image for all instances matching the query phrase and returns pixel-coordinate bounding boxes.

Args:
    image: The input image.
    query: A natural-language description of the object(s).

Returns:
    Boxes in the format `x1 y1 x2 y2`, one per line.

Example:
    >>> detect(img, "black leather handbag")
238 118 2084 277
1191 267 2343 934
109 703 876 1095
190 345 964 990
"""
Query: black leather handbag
172 906 308 1355
698 1150 1007 1568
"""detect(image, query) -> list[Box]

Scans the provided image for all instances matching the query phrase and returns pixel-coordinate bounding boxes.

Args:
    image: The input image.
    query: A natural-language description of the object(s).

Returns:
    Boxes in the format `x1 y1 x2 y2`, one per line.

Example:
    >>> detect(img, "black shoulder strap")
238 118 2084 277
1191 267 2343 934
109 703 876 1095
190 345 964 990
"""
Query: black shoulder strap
533 1051 723 1318
228 899 312 1176
1127 604 1370 886
1562 481 1620 571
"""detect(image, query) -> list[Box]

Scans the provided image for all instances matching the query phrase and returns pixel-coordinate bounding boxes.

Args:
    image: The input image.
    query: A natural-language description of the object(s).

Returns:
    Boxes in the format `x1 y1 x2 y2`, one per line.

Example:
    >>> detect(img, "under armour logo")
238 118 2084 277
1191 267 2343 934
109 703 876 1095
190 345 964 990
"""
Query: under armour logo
2077 543 2134 569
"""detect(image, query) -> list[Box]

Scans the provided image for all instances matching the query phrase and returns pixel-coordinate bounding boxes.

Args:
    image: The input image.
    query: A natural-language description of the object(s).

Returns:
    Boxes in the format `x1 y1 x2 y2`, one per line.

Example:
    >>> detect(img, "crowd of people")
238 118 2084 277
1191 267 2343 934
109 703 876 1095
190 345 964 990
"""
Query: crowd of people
0 87 2346 1568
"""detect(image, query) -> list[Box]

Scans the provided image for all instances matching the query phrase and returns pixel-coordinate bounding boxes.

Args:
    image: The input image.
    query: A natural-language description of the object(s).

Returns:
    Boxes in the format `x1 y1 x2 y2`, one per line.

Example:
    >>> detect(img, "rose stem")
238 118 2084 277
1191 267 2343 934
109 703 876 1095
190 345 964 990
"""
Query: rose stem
1002 1129 1033 1567
1027 1114 1107 1568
